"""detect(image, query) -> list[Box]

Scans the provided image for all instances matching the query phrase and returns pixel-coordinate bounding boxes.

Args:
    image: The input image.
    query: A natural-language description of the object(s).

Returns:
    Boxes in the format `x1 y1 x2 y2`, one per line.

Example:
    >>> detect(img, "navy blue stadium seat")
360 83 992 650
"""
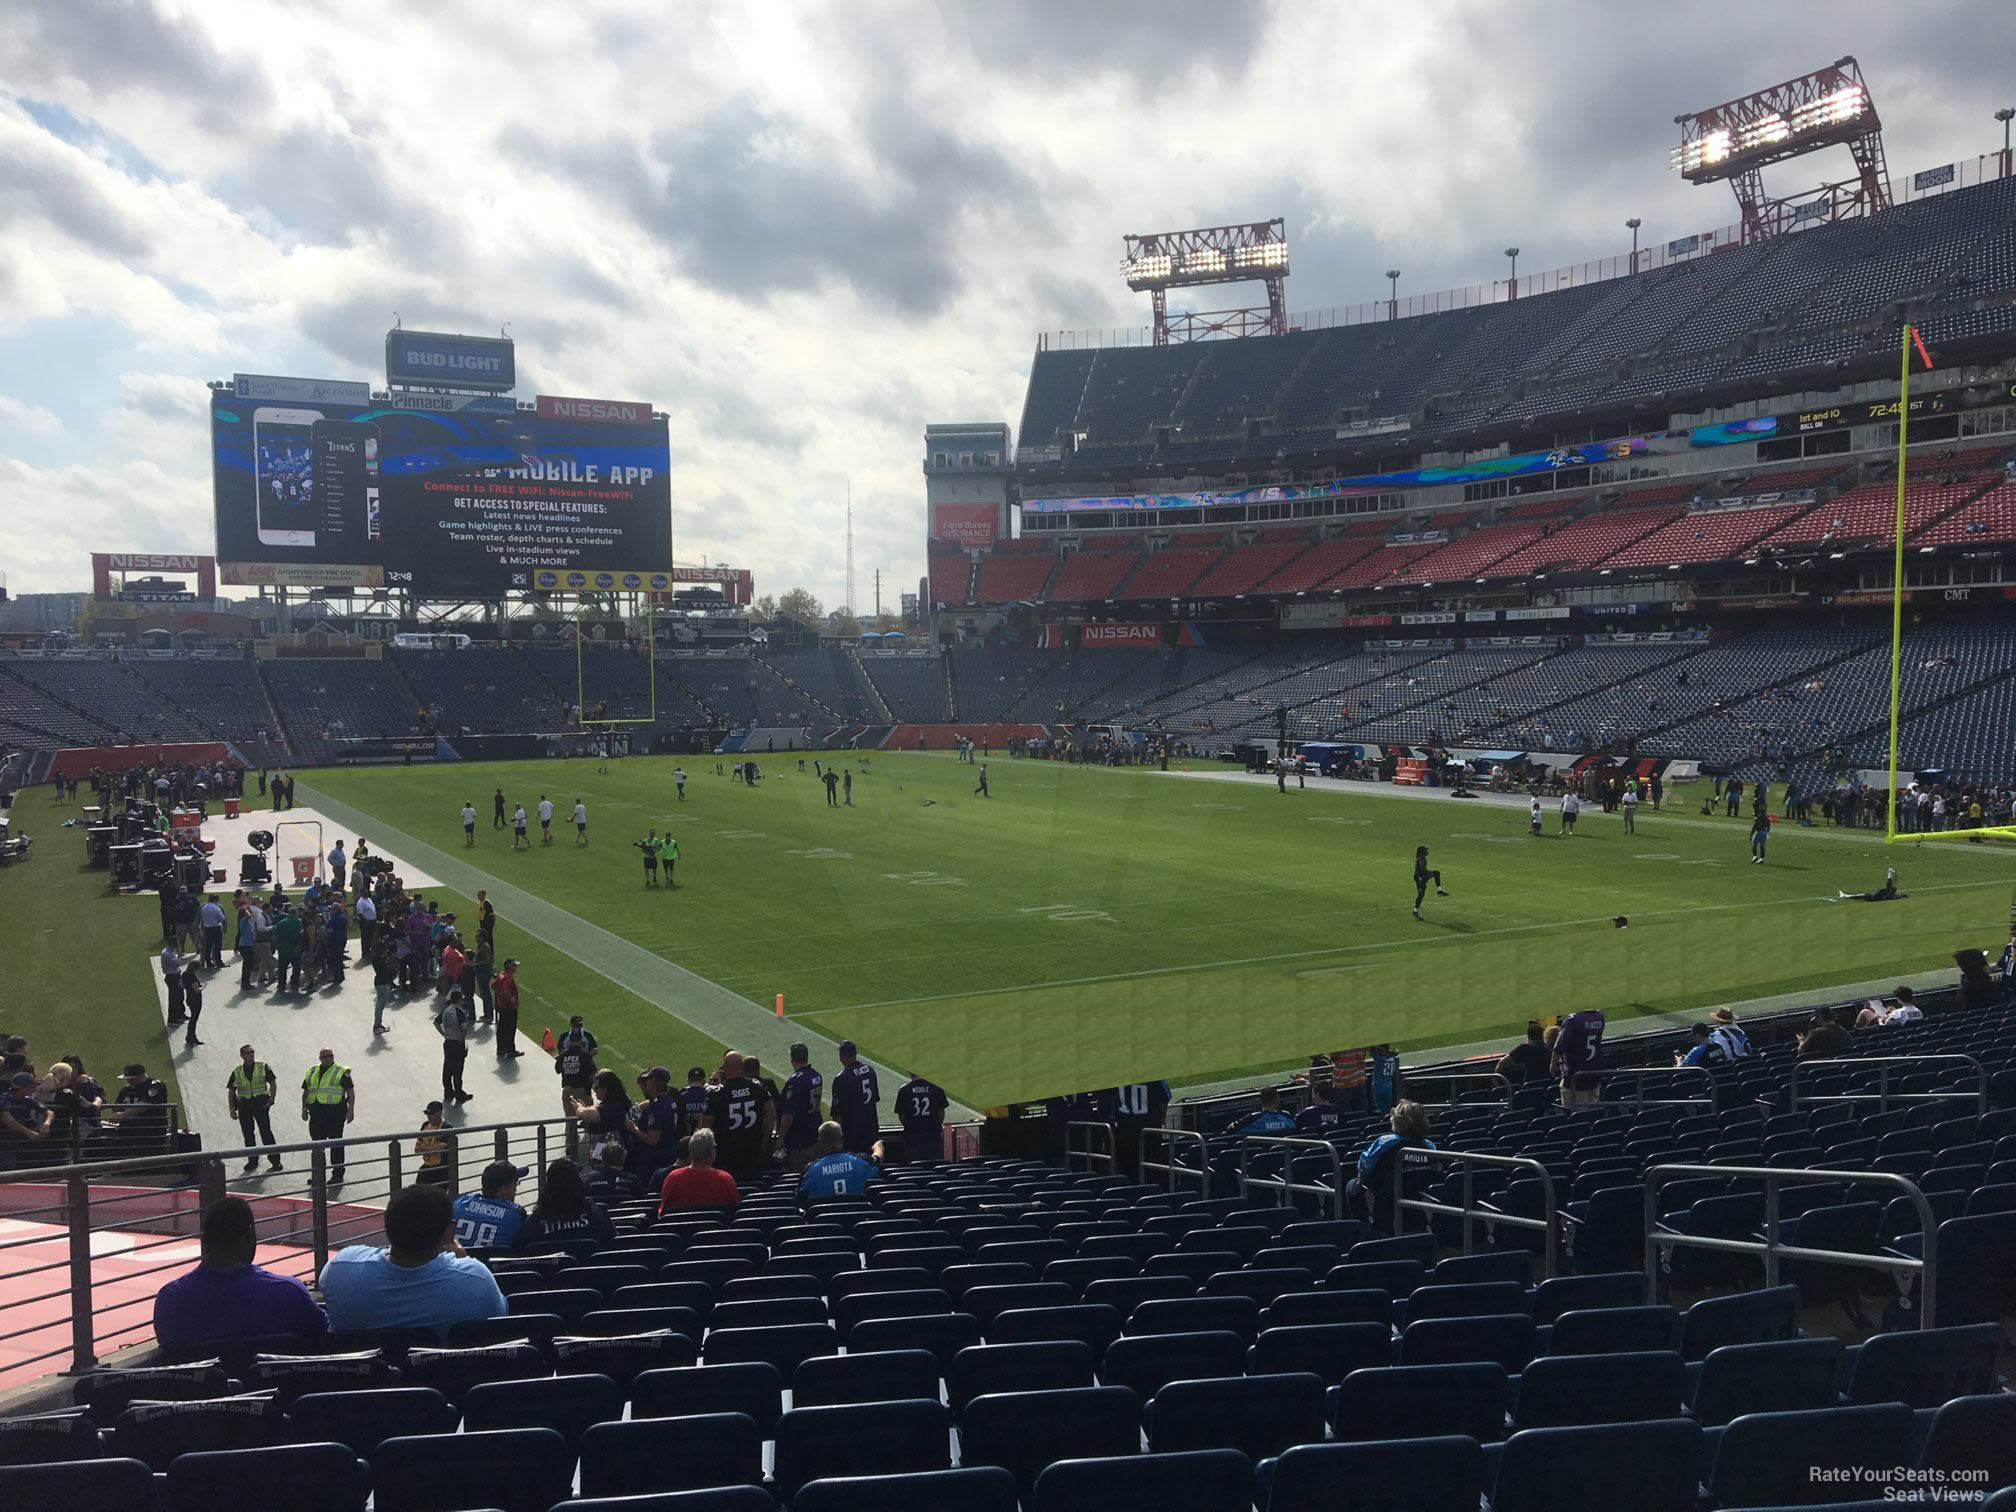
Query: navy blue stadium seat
164 1443 369 1512
289 1387 459 1458
1045 1257 1139 1294
1401 1281 1529 1323
1083 1276 1194 1314
1494 1418 1702 1512
720 1272 826 1302
793 1466 1019 1512
792 1348 941 1408
613 1280 717 1317
961 1282 1076 1328
1689 1338 1845 1426
847 1311 983 1370
461 1372 621 1448
448 1313 564 1353
1919 1393 2016 1488
1347 1235 1435 1265
1513 1350 1685 1428
1709 1404 1915 1507
0 1411 105 1466
1100 1330 1246 1404
242 1351 397 1404
401 1342 548 1405
948 1341 1096 1415
1532 1271 1647 1323
940 1263 1041 1297
1200 1266 1312 1307
632 1362 782 1434
988 1303 1124 1355
1931 1212 2016 1324
73 1362 228 1414
1249 1322 1391 1385
570 1490 776 1512
709 1296 829 1331
829 1288 953 1340
1433 1251 1532 1286
1033 1448 1252 1512
1843 1322 2002 1407
373 1426 575 1512
1261 1288 1390 1329
1127 1295 1260 1343
1545 1305 1677 1355
1329 1363 1508 1443
1148 1371 1326 1461
508 1286 602 1324
112 1396 286 1471
1324 1260 1426 1295
1256 1436 1485 1512
578 1413 766 1497
703 1321 838 1375
0 1461 154 1504
1400 1313 1536 1372
1675 1284 1799 1360
959 1386 1142 1502
773 1400 952 1501
554 1329 697 1386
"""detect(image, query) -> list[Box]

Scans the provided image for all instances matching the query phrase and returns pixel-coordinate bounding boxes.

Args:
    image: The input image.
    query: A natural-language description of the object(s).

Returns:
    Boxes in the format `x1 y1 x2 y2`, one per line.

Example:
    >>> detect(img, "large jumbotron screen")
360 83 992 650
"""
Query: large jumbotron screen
210 390 672 594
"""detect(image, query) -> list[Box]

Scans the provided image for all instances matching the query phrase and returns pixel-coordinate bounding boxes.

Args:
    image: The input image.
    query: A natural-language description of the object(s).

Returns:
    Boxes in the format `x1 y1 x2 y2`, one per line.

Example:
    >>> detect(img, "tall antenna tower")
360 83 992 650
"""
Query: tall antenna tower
843 482 855 614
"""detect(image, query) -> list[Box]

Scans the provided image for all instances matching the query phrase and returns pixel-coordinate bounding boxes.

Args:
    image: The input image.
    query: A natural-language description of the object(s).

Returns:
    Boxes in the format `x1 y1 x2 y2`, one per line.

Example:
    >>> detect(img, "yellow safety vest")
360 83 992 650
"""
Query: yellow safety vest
304 1063 349 1105
231 1062 272 1100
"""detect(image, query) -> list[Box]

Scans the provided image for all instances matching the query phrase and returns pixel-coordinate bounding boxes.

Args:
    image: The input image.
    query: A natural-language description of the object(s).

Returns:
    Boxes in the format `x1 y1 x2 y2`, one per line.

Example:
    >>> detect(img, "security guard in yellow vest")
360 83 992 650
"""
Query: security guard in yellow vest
300 1047 356 1183
227 1044 282 1174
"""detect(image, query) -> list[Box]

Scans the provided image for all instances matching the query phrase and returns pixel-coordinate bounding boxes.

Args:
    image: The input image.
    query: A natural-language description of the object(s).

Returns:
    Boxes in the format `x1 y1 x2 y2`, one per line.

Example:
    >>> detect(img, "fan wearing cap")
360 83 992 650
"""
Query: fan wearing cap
106 1062 171 1149
415 1101 451 1186
451 1159 529 1251
553 1015 598 1114
626 1067 681 1179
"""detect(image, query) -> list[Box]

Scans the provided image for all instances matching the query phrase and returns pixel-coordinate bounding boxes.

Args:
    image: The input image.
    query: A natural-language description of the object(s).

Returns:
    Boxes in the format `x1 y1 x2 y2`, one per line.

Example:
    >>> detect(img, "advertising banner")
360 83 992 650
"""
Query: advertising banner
1280 603 1390 629
384 329 516 391
212 390 671 594
92 552 218 600
1080 622 1162 647
536 395 654 424
931 503 1000 548
232 374 373 406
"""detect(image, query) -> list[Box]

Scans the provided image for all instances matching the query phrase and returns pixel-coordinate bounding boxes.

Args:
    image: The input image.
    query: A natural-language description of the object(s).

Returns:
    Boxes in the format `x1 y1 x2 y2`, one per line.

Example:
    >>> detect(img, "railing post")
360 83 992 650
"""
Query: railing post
388 1139 403 1193
536 1125 549 1185
65 1175 96 1374
309 1144 330 1274
1459 1163 1475 1255
197 1155 227 1214
1762 1173 1781 1290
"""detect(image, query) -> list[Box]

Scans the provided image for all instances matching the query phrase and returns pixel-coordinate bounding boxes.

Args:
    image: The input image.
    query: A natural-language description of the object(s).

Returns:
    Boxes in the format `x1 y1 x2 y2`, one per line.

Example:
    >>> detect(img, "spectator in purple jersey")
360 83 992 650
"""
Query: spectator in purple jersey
154 1197 326 1355
1293 1080 1340 1134
1551 1009 1607 1108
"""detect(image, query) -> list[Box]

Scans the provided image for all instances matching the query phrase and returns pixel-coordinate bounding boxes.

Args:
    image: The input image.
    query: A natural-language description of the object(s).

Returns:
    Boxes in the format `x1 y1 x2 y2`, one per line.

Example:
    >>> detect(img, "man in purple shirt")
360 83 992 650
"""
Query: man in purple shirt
1551 1009 1607 1108
153 1196 327 1355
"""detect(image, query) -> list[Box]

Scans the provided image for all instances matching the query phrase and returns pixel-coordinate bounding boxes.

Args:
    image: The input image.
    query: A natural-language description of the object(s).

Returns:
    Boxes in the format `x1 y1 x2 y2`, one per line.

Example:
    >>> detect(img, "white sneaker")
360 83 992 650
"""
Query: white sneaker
1412 908 1422 919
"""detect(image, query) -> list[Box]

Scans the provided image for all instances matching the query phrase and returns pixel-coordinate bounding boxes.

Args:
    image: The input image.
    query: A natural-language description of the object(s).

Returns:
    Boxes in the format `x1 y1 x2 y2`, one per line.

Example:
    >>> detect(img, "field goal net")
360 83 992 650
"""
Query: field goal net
1882 322 2016 847
275 819 325 887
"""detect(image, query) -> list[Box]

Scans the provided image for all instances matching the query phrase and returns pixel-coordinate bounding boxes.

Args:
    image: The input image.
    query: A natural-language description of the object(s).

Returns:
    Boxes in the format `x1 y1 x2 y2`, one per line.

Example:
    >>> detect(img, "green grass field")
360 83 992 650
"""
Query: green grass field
270 753 2016 1110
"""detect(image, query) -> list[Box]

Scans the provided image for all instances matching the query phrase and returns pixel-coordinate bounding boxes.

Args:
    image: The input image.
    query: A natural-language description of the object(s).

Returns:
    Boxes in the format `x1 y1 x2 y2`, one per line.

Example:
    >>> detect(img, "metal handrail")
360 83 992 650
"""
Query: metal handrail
1790 1054 1987 1117
1063 1120 1115 1175
1236 1135 1346 1220
0 1114 578 1377
1397 1067 1511 1109
1394 1149 1558 1278
1589 1065 1716 1113
1139 1126 1209 1196
1642 1162 1938 1327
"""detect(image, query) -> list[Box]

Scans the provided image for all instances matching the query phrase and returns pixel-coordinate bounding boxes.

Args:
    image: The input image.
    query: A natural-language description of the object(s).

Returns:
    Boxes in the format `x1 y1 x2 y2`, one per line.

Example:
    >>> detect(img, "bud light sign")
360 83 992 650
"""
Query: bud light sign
385 329 517 392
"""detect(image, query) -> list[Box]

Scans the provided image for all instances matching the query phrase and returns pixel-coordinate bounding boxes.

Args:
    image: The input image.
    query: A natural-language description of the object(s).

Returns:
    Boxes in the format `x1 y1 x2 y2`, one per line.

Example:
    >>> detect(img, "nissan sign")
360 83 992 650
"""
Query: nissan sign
384 329 517 392
536 395 653 424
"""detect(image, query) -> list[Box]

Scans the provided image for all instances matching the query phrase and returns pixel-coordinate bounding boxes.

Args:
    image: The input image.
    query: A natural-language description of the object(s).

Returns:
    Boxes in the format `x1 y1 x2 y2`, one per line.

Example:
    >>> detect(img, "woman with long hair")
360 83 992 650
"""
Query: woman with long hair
513 1158 616 1251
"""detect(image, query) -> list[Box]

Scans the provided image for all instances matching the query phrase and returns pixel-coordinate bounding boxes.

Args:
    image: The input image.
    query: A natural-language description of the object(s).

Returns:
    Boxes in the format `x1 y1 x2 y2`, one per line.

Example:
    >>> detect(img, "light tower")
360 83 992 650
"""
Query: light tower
843 483 855 620
1121 219 1290 344
1672 56 1891 243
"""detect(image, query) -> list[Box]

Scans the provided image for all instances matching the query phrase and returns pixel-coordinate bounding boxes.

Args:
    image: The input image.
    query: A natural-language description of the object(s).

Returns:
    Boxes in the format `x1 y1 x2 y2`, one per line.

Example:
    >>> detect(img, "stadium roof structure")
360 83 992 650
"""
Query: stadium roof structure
1121 220 1290 345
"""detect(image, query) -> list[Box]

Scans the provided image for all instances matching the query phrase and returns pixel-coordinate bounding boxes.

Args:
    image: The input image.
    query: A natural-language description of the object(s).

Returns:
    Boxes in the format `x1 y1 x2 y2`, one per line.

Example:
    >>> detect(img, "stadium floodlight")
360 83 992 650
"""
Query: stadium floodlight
1671 56 1891 242
1121 220 1290 344
1998 108 2014 178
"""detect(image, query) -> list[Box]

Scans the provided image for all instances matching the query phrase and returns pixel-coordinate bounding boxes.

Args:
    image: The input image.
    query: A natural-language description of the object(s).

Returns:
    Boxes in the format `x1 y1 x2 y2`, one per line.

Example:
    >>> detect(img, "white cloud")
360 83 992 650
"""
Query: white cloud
0 0 2010 600
0 394 65 438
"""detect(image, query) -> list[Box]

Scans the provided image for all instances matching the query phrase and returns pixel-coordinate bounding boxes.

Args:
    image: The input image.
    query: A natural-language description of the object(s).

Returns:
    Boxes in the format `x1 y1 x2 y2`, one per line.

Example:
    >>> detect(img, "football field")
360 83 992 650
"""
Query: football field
293 753 2015 1110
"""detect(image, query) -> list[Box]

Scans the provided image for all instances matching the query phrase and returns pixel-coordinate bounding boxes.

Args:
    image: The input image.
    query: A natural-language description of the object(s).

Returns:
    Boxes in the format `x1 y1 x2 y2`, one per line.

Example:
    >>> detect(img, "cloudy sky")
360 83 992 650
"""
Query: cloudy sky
2 0 2011 607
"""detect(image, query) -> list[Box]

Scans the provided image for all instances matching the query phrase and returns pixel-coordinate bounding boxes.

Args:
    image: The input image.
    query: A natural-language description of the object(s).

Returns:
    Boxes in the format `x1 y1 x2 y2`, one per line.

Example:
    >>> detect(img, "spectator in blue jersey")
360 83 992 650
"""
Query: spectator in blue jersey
1293 1080 1340 1134
1550 1009 1607 1108
154 1197 327 1356
1229 1085 1297 1136
830 1040 880 1154
1346 1101 1436 1224
896 1072 948 1163
452 1161 529 1251
1366 1045 1401 1114
777 1043 824 1173
677 1066 711 1134
321 1183 506 1333
625 1067 682 1180
799 1121 880 1201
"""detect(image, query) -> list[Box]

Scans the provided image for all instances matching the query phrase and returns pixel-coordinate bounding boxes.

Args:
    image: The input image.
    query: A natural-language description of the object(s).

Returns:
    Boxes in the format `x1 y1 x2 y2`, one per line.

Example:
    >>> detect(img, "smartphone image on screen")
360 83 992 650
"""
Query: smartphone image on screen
254 406 320 548
366 487 381 542
312 418 379 544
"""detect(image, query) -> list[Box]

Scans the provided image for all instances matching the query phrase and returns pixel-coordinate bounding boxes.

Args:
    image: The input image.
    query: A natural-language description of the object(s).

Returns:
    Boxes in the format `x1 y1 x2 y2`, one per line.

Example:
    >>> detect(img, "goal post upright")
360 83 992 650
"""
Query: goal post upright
1884 321 1910 844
